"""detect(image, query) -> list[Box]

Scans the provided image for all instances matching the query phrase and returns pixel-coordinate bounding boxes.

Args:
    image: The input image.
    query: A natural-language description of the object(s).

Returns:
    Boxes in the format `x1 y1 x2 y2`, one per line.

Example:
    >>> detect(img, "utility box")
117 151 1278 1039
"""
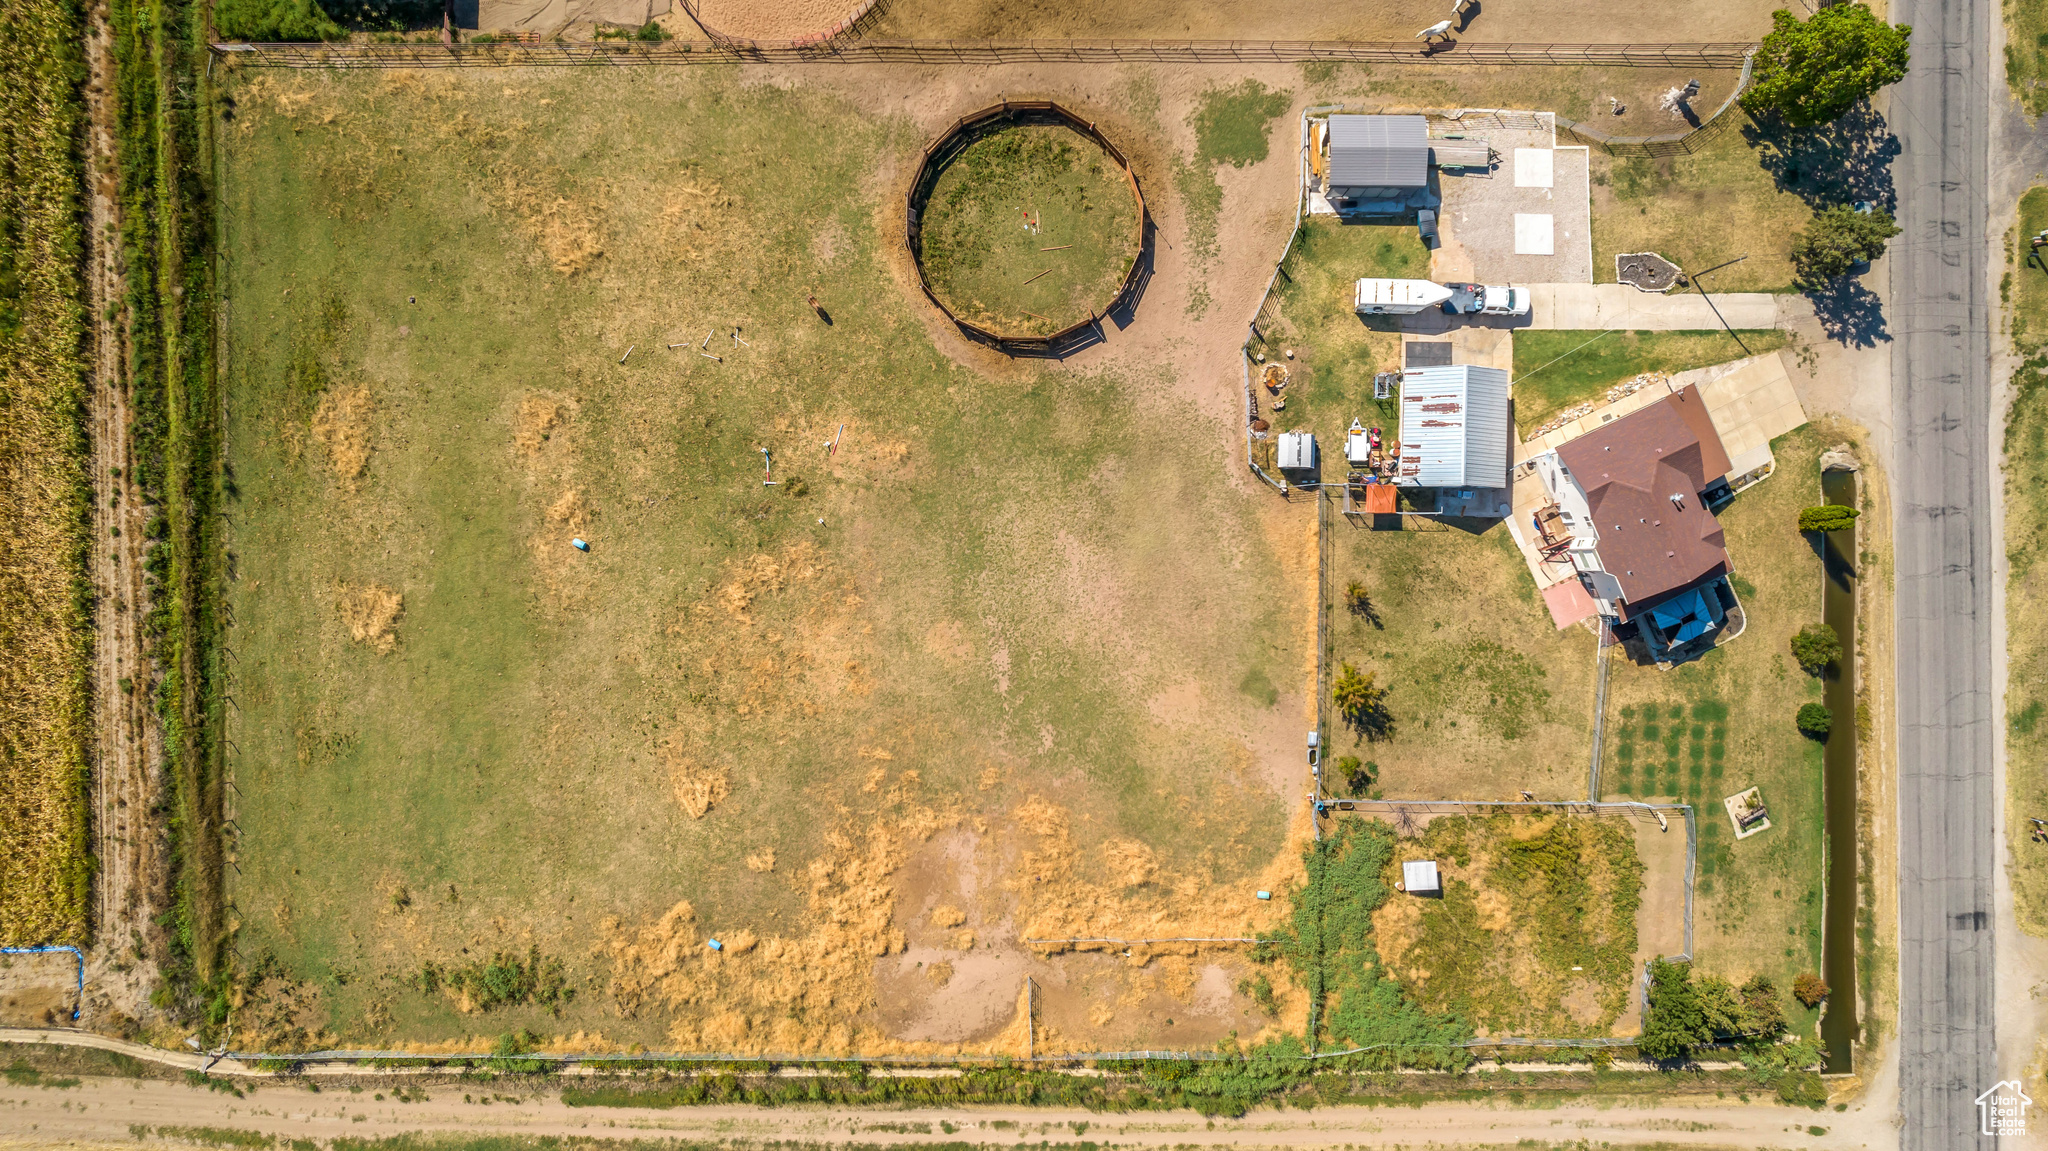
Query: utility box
1278 431 1319 475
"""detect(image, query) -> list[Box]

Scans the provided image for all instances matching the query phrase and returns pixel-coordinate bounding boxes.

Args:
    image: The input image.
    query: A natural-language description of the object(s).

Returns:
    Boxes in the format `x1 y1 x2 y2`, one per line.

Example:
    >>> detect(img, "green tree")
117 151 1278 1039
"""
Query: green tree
1741 5 1912 128
1639 958 1712 1062
1796 702 1833 739
1332 661 1392 739
1798 504 1861 532
1738 974 1787 1037
1791 205 1903 287
1790 623 1843 673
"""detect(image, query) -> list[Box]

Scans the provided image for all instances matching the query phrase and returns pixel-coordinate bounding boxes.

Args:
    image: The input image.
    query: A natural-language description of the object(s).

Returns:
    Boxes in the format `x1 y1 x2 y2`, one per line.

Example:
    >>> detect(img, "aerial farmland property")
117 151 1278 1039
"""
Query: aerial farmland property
0 0 1973 1135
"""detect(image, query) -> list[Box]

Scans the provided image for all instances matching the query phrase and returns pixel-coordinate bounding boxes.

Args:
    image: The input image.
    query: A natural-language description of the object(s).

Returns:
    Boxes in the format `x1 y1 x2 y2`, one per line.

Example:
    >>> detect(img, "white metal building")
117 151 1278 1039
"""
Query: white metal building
1401 860 1441 895
1396 364 1511 488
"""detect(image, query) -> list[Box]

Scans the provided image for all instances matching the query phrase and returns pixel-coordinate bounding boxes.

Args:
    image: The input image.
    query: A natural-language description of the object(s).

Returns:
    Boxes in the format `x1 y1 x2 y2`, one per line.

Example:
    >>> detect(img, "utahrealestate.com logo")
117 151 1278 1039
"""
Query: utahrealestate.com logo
1976 1080 2032 1137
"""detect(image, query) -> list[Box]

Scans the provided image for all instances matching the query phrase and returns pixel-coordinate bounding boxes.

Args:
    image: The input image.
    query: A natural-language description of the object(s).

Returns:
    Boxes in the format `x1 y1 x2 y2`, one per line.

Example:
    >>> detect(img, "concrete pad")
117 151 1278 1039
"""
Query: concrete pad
1513 147 1554 188
1434 129 1590 283
1523 284 1781 330
1689 352 1809 472
1542 577 1596 629
1514 213 1555 254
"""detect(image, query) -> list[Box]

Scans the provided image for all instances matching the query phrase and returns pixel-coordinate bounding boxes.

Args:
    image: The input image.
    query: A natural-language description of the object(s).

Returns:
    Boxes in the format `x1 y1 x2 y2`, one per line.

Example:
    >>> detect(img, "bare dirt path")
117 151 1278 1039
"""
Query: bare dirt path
81 0 161 1023
0 1069 1899 1150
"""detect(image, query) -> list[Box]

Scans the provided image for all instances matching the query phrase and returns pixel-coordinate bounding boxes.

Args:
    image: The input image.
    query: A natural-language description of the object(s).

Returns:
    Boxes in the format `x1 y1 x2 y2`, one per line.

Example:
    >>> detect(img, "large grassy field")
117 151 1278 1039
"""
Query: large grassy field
919 123 1142 337
1511 329 1790 437
217 68 1309 1053
0 0 93 946
1599 423 1844 1025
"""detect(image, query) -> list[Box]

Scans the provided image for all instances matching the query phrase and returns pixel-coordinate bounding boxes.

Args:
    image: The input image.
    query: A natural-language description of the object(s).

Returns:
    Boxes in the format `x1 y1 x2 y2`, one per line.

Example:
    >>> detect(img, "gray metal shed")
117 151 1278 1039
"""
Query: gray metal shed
1397 364 1511 488
1327 115 1429 190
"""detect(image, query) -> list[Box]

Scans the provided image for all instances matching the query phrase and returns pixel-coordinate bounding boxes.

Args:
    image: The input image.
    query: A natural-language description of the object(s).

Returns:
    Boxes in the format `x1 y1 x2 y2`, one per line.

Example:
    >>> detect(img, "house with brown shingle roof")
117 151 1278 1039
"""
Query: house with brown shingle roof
1526 385 1740 658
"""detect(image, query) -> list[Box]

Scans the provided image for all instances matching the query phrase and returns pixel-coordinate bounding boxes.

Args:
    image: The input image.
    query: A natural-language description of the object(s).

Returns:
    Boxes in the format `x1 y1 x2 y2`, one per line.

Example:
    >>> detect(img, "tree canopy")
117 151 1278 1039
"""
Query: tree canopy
215 0 343 41
1742 5 1912 128
1796 702 1834 739
1790 623 1843 673
1791 205 1902 287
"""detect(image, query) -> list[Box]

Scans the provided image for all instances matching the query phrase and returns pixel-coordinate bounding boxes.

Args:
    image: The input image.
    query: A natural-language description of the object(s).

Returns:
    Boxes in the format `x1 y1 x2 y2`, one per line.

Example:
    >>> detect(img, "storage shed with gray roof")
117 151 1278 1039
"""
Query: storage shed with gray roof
1327 114 1430 194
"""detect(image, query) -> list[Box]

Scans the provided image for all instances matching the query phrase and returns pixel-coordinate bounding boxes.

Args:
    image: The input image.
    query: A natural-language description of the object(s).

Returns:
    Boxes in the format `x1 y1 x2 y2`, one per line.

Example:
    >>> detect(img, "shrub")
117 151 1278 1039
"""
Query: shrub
1741 4 1911 128
1332 662 1392 739
214 0 343 41
1777 1069 1830 1108
1793 971 1830 1007
1796 703 1833 739
1333 755 1374 795
1798 504 1860 532
1790 624 1842 673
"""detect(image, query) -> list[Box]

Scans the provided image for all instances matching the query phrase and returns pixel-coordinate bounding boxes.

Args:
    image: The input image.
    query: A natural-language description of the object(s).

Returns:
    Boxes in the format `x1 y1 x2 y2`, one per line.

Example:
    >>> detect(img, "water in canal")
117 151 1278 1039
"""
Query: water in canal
1819 466 1859 1074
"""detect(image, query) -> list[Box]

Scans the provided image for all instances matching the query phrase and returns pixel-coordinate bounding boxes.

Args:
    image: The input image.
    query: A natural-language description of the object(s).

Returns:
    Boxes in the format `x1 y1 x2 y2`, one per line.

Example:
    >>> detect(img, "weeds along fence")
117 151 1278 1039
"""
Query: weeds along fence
1314 798 1696 961
207 39 1757 68
903 100 1147 355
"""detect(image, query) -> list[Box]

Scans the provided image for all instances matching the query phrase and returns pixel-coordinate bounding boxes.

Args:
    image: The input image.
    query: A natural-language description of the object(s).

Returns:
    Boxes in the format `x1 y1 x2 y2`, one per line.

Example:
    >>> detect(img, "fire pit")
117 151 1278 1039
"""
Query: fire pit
1616 251 1683 293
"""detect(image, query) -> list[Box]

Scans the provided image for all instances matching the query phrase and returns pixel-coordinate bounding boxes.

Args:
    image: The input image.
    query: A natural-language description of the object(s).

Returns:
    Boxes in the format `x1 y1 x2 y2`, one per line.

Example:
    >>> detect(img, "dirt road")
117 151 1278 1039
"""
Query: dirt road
82 0 161 1022
0 1071 1898 1150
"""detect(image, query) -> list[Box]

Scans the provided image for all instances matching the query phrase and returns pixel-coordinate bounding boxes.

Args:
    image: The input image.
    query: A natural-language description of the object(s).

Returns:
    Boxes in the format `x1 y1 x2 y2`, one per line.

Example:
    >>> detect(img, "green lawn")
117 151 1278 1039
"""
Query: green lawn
218 68 1302 1052
1512 328 1790 436
1599 422 1835 1028
1249 219 1428 472
919 123 1142 337
1589 116 1812 293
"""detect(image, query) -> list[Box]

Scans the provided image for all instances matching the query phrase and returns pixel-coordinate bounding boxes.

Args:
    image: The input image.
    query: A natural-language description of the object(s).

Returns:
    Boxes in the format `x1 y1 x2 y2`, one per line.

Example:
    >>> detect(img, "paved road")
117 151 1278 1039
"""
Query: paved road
1888 0 2001 1145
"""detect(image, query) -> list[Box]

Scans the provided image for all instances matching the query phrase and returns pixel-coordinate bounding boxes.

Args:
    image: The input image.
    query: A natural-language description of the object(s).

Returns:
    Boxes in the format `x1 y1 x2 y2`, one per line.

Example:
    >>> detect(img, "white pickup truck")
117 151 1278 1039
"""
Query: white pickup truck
1354 278 1530 317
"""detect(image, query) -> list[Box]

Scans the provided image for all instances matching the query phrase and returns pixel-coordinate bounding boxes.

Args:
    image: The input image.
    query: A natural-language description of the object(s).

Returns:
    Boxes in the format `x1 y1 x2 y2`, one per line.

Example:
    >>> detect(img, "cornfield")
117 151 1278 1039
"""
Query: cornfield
0 0 96 945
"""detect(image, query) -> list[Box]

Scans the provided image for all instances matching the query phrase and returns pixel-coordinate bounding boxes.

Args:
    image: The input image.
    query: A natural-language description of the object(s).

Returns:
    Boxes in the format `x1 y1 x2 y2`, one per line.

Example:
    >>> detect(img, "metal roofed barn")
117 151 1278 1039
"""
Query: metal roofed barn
1397 364 1511 488
1327 114 1429 194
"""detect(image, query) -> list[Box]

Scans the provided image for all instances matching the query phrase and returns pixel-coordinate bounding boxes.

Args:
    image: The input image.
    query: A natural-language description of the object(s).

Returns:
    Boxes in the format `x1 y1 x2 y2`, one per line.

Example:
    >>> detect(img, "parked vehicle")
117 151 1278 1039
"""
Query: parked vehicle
1354 278 1453 315
1440 282 1530 316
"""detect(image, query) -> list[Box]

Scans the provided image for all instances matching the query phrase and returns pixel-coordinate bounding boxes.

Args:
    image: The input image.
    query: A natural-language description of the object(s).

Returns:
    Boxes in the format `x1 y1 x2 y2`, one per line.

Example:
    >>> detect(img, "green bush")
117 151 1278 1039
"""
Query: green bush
1639 957 1713 1062
1741 4 1912 127
1796 703 1833 739
1791 205 1902 287
214 0 343 41
1790 623 1842 673
1798 504 1860 532
1776 1069 1830 1108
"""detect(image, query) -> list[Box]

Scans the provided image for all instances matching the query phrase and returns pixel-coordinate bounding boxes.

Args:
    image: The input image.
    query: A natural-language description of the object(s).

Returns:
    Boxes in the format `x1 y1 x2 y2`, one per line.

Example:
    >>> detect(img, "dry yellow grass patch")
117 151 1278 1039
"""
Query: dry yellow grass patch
335 583 403 654
311 384 375 485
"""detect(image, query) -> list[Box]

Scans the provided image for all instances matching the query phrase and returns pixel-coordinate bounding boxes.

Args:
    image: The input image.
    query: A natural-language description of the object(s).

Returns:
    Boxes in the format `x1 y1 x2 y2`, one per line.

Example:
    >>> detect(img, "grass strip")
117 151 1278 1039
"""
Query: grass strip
0 0 96 946
112 0 228 1018
1511 328 1790 436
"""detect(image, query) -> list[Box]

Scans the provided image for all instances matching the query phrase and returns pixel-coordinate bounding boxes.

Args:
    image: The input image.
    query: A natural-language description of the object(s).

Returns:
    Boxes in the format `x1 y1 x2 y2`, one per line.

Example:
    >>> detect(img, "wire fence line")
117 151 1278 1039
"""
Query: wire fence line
207 39 1759 69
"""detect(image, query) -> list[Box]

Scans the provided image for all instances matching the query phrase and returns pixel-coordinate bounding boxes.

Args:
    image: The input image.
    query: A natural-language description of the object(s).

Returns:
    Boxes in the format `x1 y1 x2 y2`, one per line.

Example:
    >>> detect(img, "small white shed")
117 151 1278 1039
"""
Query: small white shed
1278 431 1319 473
1401 859 1441 895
